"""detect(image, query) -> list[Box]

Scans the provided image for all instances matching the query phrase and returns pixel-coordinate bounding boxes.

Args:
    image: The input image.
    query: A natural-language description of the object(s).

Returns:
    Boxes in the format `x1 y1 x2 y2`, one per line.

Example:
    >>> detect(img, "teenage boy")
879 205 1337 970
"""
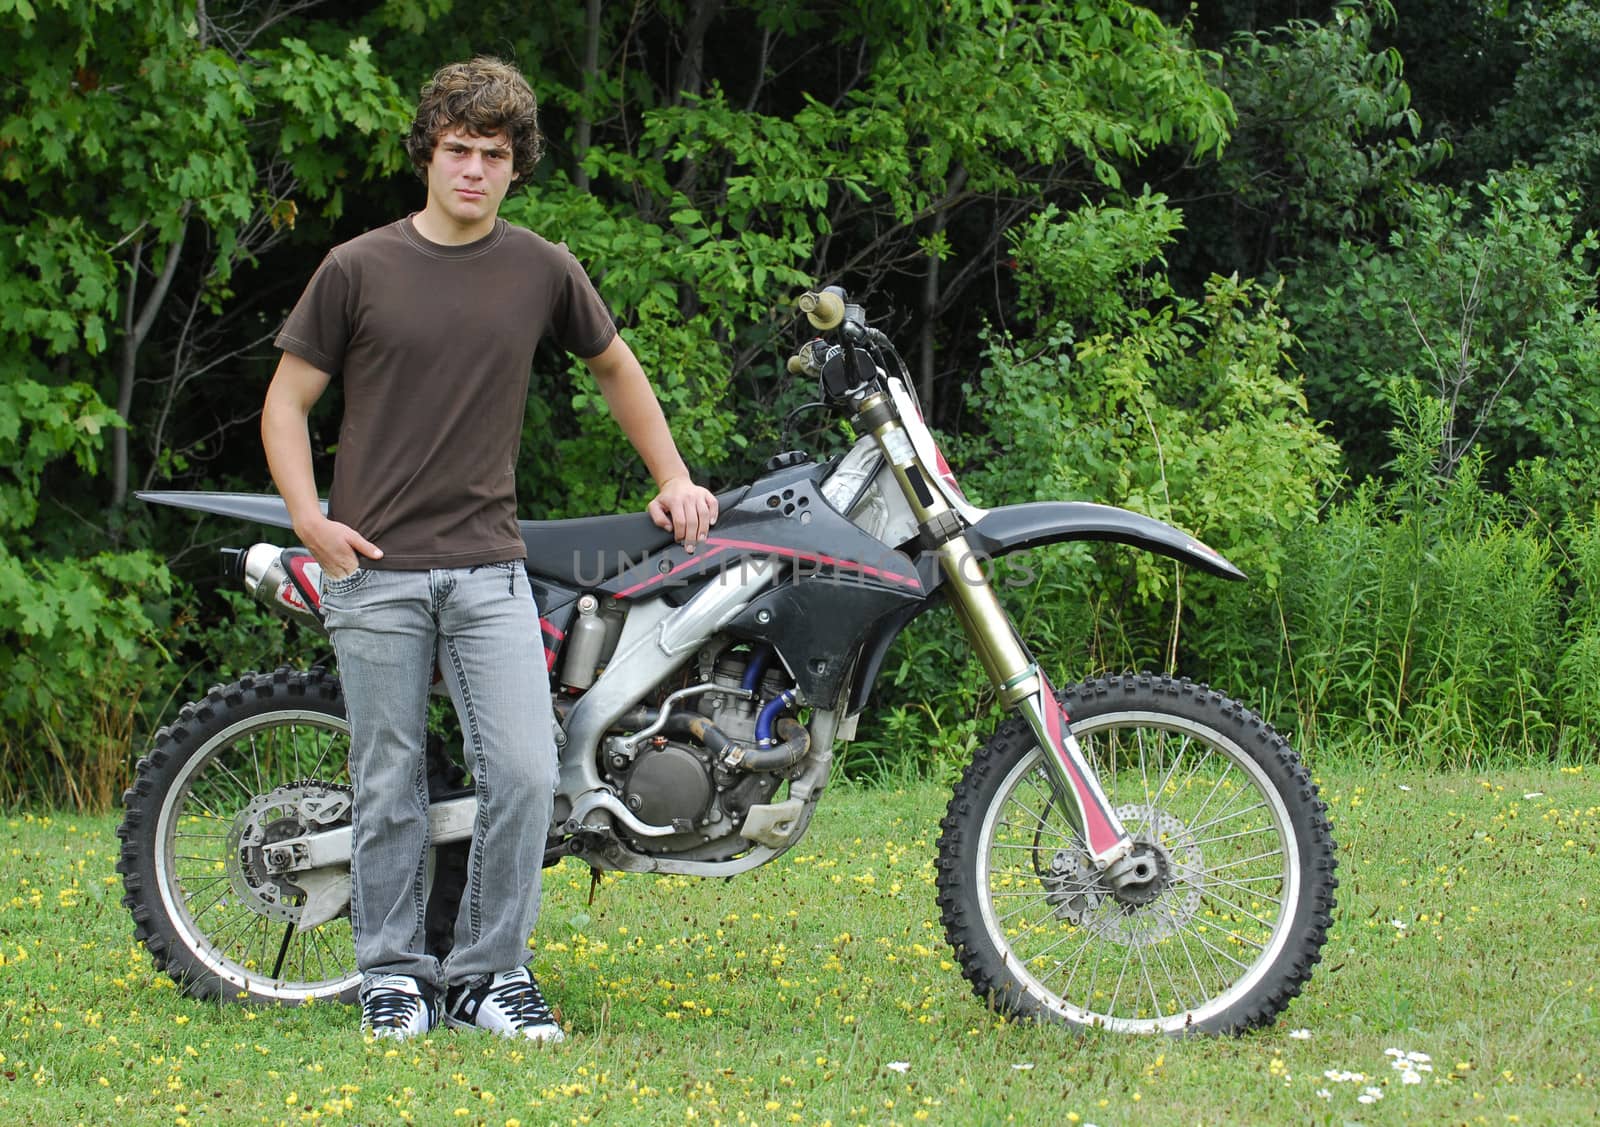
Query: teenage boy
261 56 717 1041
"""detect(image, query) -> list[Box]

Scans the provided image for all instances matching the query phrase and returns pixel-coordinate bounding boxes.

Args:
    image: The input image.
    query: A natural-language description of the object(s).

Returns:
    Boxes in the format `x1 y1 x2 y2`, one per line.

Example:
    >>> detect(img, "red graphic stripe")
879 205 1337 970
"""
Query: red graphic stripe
610 538 922 600
1039 682 1123 856
700 536 922 590
933 445 968 501
609 544 730 599
285 554 319 612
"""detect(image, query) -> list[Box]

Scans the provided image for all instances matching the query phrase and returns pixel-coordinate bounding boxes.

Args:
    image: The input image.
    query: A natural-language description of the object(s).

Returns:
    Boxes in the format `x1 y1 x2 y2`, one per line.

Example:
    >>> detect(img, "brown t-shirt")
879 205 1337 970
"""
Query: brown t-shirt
275 216 617 569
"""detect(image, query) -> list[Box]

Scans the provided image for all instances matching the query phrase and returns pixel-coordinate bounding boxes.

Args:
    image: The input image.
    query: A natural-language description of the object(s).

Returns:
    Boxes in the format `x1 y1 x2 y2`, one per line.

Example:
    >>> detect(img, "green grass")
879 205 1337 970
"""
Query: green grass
0 765 1595 1126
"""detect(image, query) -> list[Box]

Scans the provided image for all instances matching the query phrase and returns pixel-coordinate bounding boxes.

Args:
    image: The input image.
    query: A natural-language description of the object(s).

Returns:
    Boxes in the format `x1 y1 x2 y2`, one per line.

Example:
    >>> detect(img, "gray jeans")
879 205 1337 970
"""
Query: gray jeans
320 562 557 991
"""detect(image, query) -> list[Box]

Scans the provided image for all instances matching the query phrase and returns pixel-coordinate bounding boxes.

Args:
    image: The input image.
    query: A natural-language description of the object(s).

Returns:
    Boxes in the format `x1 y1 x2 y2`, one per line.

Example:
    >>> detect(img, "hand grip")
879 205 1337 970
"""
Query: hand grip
796 290 845 331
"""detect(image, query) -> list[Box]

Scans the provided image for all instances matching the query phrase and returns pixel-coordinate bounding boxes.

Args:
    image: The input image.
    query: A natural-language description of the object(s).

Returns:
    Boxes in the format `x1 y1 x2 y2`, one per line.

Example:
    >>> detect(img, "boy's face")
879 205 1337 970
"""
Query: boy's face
425 127 518 234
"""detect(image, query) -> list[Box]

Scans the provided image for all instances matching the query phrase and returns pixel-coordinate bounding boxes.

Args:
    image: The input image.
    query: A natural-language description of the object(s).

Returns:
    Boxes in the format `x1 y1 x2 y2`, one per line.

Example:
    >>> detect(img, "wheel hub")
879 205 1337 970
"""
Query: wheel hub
1039 804 1205 946
1105 841 1169 906
225 782 351 923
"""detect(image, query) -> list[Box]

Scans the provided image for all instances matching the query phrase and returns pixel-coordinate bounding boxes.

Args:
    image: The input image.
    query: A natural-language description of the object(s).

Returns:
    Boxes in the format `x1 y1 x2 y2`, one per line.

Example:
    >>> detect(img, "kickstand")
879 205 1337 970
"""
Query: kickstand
587 867 605 906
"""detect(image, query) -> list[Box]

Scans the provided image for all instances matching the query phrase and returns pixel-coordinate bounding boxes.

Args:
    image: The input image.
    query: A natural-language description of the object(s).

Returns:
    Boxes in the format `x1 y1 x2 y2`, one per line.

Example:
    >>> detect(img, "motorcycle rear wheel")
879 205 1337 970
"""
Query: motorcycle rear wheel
117 668 361 1004
936 673 1337 1034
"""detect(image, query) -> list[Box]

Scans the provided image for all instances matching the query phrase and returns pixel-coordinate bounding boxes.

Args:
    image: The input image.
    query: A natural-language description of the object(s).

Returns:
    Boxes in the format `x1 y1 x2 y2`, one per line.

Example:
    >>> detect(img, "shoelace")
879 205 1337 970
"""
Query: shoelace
364 982 425 1027
489 975 554 1027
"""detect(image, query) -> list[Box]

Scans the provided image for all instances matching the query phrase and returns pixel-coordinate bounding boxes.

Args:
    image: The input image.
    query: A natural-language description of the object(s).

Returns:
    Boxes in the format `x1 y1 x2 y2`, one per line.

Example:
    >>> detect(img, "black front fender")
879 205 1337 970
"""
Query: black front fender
966 501 1247 581
844 502 1244 715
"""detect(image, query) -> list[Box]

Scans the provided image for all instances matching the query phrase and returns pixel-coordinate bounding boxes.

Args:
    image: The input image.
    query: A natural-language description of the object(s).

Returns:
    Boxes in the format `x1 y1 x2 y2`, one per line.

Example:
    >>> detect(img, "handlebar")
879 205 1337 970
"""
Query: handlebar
796 289 845 331
786 285 912 406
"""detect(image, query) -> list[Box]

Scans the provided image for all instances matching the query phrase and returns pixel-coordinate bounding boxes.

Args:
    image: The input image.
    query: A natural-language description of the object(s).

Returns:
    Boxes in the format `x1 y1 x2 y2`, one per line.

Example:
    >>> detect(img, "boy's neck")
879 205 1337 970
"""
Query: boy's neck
411 202 497 246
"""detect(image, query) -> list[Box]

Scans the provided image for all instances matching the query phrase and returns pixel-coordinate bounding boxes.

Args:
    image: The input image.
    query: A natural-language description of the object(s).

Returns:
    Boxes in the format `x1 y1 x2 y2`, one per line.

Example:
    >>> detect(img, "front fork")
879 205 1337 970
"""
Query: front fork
860 392 1135 871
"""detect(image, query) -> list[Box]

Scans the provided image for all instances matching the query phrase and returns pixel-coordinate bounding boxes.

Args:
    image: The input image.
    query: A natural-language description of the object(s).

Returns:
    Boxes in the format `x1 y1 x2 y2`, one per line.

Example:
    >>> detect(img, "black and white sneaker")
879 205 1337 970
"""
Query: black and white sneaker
445 966 565 1042
360 973 439 1040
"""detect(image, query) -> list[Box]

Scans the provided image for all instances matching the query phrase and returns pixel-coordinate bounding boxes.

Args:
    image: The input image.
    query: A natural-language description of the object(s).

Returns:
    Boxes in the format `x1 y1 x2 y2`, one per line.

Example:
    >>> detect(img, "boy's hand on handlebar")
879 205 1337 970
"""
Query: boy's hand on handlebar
649 477 718 553
295 513 383 579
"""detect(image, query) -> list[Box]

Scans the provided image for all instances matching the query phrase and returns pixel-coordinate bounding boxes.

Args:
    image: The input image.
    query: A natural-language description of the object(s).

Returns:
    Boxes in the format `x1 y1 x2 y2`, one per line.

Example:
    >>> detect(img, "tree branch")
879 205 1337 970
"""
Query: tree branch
574 0 602 192
114 203 191 509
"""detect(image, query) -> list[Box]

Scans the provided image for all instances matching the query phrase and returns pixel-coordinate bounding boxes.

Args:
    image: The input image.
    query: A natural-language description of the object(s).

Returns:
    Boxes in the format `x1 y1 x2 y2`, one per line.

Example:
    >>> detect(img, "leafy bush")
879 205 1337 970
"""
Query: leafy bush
0 550 170 811
0 228 170 811
1286 169 1600 496
1462 1 1600 233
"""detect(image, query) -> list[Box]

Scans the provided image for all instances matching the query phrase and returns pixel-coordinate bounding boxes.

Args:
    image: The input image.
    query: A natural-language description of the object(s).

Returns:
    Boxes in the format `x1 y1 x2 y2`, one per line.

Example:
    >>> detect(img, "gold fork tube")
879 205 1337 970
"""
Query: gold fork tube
865 396 1132 865
864 395 1036 695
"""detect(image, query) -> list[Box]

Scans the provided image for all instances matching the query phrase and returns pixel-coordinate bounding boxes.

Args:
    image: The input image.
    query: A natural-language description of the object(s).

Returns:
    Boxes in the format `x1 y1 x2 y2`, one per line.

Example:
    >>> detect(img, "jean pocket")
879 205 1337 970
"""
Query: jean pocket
475 559 527 597
320 568 370 597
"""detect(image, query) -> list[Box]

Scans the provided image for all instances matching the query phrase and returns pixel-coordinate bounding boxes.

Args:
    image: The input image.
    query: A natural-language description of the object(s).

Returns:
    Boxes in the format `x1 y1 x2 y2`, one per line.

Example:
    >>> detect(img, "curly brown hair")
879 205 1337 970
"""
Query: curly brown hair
406 57 543 183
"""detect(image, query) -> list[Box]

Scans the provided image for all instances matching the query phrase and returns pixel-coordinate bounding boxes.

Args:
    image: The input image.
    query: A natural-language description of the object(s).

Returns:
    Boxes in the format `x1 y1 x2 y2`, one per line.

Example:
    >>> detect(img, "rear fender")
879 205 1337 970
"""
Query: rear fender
137 491 308 529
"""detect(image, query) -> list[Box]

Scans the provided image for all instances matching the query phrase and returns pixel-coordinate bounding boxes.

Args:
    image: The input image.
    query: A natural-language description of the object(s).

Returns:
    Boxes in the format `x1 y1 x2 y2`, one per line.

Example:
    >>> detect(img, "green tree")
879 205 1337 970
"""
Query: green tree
1462 1 1600 232
351 1 1237 516
968 194 1340 628
863 194 1341 768
1194 1 1447 278
1286 170 1600 492
1 0 409 806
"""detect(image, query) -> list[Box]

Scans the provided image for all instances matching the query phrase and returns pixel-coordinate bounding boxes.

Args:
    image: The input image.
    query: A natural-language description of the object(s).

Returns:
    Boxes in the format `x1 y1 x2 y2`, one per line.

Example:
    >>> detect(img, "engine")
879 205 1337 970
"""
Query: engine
597 645 794 857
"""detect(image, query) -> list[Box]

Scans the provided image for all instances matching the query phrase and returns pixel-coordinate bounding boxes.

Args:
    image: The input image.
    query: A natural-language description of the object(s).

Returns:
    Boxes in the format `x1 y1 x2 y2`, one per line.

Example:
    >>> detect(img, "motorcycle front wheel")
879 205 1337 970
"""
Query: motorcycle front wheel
117 668 361 1004
936 673 1337 1034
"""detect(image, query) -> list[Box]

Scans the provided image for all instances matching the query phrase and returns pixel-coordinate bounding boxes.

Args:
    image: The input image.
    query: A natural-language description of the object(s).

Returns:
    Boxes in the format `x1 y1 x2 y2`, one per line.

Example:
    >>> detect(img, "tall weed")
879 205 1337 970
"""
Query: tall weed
1279 387 1581 766
1553 512 1600 756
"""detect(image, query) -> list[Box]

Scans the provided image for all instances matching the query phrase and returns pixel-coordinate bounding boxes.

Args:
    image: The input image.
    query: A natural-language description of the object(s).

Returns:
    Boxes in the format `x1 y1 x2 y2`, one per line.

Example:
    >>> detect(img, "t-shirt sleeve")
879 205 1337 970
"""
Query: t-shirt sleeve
551 248 618 360
274 253 351 374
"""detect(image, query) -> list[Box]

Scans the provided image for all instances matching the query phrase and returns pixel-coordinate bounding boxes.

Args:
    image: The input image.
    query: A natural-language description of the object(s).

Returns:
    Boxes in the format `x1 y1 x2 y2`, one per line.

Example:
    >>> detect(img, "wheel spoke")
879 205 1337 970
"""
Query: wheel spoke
1193 885 1279 934
1180 764 1240 834
1163 925 1206 1013
992 888 1063 929
250 730 265 797
994 819 1079 846
1194 870 1284 907
304 728 341 784
1184 799 1270 840
208 756 259 809
945 677 1337 1033
128 679 363 1001
1102 932 1139 1019
205 904 263 954
1030 923 1103 992
1170 914 1260 967
181 878 234 921
1137 939 1166 1019
1202 848 1289 875
1184 822 1279 850
1146 732 1191 803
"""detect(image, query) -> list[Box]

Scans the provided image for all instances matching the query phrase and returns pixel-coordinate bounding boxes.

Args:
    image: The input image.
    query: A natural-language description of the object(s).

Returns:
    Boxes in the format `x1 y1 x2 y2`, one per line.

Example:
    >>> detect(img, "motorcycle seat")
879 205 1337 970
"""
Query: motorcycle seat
519 486 749 588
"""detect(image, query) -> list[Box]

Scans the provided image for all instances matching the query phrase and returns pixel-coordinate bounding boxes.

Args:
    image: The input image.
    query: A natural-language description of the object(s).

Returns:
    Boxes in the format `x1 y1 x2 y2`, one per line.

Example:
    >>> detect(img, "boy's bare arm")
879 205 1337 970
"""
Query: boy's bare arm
583 335 718 547
261 352 383 577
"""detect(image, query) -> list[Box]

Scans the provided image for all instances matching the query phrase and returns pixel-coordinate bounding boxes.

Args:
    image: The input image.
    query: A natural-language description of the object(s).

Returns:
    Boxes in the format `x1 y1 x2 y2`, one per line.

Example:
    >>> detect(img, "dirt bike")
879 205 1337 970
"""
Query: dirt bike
118 287 1336 1034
